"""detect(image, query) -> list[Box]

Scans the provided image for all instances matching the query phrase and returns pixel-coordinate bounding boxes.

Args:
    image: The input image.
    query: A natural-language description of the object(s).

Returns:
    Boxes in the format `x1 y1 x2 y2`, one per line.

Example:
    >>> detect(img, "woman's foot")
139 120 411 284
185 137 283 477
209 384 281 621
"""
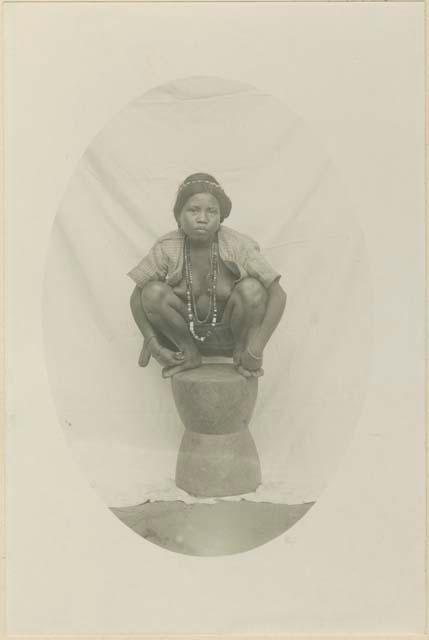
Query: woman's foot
236 363 264 378
233 345 264 378
162 349 202 378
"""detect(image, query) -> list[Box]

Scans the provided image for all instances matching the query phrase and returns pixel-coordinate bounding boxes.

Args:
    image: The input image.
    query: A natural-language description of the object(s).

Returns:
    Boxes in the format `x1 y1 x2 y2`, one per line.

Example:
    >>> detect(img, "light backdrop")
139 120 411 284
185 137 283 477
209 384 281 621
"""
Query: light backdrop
43 76 372 506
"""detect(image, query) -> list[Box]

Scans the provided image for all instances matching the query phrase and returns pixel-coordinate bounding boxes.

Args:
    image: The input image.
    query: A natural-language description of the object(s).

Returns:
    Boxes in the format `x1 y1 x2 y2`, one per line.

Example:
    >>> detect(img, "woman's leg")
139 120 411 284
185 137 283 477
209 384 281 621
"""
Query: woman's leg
141 281 201 377
222 278 268 370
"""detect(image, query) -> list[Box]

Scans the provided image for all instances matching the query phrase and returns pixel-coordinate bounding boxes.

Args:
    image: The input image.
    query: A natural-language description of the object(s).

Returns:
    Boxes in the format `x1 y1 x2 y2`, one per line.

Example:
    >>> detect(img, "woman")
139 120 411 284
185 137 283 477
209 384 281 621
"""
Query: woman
129 173 287 378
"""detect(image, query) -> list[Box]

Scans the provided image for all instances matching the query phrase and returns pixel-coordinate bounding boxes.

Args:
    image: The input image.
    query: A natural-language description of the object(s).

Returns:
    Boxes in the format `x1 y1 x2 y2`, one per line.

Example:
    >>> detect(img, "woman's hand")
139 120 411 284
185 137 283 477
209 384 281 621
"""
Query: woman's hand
234 346 264 378
139 336 185 368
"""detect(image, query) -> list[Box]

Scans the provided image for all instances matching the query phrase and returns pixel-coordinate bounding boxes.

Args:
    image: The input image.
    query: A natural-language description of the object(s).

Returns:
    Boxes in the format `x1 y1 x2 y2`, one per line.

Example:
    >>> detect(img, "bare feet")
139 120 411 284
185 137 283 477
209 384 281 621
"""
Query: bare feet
233 346 264 378
139 337 185 368
162 349 202 378
236 364 264 378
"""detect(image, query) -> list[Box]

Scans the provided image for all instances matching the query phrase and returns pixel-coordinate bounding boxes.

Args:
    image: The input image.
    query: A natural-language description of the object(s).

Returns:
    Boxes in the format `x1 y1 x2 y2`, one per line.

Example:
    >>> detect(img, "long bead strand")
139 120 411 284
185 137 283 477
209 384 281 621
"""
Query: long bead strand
184 237 218 342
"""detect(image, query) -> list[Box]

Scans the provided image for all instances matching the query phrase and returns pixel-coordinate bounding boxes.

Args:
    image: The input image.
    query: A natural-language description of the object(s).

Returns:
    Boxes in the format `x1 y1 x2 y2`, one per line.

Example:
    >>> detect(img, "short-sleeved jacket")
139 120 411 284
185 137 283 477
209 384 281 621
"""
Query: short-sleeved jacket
127 226 281 290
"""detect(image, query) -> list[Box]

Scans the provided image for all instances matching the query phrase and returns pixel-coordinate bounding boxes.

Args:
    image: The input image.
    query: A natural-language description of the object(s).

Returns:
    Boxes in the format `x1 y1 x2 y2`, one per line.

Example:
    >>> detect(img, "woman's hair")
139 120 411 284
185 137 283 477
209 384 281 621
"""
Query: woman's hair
173 173 232 222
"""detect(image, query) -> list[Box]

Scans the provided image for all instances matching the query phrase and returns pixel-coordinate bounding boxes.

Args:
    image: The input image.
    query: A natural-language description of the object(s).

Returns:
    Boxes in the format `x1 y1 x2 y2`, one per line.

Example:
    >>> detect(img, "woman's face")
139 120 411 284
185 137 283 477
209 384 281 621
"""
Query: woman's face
179 193 221 242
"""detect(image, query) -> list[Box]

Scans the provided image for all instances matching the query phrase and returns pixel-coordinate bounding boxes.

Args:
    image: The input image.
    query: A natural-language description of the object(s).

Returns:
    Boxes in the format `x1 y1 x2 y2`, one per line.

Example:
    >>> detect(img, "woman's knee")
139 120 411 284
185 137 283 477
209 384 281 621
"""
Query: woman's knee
235 277 268 309
141 280 171 310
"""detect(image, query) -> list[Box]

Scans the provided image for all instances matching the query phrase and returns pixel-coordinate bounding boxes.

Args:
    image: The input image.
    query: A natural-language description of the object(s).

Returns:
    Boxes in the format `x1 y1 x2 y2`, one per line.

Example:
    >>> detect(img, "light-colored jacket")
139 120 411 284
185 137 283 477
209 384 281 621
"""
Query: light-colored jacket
127 226 281 289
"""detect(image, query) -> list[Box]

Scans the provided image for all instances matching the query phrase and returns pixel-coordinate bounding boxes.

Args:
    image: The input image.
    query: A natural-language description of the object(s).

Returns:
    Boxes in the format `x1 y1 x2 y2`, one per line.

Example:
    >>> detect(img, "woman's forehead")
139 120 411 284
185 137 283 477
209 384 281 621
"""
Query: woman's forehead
185 192 220 207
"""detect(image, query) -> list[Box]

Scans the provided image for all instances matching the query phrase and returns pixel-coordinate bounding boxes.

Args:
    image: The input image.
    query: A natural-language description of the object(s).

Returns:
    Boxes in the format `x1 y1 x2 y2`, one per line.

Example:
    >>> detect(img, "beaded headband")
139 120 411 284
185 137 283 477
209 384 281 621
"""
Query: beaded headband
178 179 225 194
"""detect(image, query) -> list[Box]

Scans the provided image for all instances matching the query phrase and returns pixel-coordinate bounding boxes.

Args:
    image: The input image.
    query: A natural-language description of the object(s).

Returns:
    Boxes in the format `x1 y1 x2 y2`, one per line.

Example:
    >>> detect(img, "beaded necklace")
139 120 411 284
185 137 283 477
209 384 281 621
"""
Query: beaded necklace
184 236 218 342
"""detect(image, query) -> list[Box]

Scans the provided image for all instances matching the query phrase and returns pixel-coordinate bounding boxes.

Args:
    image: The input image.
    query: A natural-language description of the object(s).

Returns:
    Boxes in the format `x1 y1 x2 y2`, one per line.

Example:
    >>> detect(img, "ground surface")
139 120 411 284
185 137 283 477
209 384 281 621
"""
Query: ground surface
111 500 314 556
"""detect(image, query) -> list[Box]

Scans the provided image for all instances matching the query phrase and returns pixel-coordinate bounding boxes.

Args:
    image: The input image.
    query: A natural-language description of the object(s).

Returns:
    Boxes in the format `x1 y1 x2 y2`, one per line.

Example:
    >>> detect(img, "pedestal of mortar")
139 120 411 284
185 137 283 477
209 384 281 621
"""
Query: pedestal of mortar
172 364 261 497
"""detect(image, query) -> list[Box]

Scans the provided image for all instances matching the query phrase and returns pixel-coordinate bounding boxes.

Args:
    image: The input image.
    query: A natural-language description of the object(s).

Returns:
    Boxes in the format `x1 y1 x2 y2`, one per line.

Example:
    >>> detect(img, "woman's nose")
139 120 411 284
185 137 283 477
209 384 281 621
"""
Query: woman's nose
197 212 208 223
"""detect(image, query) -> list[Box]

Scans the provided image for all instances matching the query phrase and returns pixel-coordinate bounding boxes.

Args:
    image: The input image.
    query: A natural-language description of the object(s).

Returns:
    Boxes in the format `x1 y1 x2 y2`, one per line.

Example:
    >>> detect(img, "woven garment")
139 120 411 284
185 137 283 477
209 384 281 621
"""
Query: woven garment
127 226 281 291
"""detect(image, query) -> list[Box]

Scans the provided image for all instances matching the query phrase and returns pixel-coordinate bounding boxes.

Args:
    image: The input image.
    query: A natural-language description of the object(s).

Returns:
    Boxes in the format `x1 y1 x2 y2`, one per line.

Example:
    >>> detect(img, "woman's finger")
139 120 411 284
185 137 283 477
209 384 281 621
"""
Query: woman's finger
233 350 241 366
237 364 252 378
138 342 152 367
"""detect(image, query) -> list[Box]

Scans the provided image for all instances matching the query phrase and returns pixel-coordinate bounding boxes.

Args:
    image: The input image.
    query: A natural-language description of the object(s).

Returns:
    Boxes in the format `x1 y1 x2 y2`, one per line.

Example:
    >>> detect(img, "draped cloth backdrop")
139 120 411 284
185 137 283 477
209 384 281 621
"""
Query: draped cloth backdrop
43 76 372 507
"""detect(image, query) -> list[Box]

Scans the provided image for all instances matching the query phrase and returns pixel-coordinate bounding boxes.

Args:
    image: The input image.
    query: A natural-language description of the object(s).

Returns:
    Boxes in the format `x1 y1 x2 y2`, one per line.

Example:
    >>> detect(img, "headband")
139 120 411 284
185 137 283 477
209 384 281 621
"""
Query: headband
178 179 226 194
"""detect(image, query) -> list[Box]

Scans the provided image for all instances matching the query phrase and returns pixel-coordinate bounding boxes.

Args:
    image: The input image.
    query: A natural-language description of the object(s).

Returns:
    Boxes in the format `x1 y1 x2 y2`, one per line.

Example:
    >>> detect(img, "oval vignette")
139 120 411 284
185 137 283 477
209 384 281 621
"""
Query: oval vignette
43 76 372 556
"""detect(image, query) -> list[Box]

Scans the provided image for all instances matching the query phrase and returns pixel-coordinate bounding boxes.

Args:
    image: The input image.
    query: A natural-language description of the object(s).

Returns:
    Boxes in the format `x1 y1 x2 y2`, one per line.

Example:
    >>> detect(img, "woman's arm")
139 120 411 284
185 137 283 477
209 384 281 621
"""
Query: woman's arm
130 285 184 368
130 285 157 341
130 286 158 366
248 280 287 356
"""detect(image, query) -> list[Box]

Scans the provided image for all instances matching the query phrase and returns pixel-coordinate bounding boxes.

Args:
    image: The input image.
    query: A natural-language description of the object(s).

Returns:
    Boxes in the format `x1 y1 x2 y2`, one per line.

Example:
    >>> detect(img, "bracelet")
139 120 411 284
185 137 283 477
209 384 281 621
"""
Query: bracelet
246 346 263 361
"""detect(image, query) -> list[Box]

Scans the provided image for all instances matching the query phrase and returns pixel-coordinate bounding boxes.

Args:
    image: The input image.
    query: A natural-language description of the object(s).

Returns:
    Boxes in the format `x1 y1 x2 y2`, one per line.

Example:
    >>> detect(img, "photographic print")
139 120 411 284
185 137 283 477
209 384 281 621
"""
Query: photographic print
43 75 372 556
4 1 426 635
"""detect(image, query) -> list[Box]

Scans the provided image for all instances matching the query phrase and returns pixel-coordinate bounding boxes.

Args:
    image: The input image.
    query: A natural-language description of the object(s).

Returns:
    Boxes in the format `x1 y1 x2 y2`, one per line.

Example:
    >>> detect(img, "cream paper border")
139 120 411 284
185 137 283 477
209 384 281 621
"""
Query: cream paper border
1 1 427 638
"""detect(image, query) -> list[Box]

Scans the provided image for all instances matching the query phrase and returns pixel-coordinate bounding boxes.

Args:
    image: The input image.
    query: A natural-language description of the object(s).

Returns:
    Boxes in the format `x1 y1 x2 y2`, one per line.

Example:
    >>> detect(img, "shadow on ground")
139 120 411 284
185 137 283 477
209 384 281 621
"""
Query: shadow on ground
111 500 315 556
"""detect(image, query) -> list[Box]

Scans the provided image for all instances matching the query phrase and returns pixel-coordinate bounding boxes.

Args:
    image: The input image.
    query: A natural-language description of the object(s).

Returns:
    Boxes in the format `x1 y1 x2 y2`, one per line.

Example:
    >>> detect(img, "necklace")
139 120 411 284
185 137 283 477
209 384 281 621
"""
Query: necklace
184 236 218 342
